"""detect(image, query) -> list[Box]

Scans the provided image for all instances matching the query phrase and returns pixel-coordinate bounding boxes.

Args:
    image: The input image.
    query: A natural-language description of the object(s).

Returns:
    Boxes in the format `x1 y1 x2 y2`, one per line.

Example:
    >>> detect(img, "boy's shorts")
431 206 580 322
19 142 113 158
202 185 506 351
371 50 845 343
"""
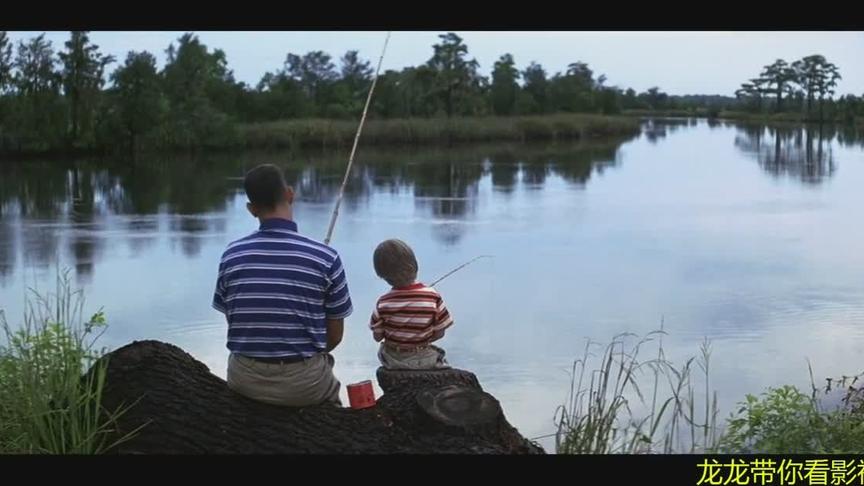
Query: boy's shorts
378 342 450 370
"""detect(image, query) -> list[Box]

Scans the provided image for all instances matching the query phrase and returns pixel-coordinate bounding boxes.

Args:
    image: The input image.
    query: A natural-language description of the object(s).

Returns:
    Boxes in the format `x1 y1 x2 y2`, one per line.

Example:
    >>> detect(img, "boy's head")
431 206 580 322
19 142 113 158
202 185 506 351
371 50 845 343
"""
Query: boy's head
373 239 418 288
244 164 294 218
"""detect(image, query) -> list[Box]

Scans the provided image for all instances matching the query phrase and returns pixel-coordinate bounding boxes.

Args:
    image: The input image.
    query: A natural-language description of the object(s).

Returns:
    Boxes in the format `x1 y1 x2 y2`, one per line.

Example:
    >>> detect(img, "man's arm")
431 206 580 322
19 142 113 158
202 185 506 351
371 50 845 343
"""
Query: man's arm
212 260 227 316
323 254 352 352
325 318 344 352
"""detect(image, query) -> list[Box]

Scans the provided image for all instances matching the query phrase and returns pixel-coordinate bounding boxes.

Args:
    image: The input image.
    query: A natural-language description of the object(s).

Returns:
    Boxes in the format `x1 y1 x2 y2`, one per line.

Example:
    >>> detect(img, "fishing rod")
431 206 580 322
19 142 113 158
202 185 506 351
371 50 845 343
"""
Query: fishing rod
320 34 485 288
324 32 391 245
429 255 492 287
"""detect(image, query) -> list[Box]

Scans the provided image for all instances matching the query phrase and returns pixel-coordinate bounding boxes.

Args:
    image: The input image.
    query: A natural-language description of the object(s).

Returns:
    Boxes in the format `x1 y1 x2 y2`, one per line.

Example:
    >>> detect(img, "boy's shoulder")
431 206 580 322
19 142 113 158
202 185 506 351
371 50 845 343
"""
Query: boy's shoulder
377 284 441 302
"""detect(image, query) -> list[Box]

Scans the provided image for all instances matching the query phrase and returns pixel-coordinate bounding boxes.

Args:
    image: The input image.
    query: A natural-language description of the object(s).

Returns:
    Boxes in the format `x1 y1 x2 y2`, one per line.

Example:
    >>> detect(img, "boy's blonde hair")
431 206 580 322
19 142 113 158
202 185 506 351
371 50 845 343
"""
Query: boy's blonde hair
373 239 418 288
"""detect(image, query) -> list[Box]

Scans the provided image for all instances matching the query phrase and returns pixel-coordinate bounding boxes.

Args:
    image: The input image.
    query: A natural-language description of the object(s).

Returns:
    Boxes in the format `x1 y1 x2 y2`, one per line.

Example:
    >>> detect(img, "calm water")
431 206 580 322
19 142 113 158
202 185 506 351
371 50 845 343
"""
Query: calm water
2 119 863 450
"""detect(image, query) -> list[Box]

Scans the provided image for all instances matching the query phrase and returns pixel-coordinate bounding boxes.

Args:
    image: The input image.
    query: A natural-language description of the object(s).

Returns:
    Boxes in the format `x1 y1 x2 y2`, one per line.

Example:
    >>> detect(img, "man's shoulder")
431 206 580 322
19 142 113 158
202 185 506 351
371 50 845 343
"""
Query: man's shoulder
221 230 339 263
221 231 263 258
288 233 339 260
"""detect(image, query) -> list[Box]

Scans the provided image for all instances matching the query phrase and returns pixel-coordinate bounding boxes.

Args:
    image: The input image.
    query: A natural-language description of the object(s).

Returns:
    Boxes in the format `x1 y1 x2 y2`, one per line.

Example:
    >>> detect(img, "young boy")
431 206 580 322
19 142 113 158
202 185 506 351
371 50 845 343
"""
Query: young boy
370 239 453 370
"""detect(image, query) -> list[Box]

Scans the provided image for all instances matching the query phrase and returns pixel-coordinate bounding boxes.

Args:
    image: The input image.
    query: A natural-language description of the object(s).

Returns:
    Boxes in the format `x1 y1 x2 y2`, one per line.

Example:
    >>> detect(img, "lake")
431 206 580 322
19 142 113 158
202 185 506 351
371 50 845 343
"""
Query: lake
1 119 863 451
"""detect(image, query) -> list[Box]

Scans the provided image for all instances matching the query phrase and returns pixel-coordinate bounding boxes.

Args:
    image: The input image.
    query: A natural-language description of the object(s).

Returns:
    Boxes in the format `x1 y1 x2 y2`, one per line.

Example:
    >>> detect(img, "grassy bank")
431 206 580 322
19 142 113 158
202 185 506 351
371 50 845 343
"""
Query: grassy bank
8 111 862 160
236 114 641 151
0 114 640 160
553 330 864 454
0 271 138 453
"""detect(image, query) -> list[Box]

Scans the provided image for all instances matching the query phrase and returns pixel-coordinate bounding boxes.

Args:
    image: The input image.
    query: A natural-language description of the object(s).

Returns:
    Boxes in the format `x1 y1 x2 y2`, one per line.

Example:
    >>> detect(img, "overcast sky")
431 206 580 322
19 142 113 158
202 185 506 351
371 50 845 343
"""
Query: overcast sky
5 31 863 96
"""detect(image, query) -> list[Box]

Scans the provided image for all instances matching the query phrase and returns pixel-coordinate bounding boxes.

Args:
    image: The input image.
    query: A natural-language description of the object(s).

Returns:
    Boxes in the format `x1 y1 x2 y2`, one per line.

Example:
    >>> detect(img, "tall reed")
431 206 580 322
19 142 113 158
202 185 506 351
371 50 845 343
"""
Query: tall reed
0 269 140 453
554 330 719 454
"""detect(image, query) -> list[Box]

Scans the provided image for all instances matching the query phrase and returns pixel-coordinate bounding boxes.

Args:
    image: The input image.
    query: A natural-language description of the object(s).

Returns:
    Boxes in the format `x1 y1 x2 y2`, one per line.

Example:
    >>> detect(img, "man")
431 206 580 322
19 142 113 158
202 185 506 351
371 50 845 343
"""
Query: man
212 164 352 407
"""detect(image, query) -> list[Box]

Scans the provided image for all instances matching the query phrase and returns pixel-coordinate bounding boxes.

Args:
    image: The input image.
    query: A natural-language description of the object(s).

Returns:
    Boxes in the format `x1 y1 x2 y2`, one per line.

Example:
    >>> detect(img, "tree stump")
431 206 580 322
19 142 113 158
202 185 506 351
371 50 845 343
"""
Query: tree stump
416 385 503 430
376 366 483 393
96 340 544 454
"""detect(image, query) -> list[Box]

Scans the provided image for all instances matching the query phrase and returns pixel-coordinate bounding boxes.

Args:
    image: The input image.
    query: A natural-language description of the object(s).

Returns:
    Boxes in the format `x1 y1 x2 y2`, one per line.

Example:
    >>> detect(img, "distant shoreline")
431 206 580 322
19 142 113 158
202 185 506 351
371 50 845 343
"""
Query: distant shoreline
624 109 864 126
0 114 640 160
1 113 859 161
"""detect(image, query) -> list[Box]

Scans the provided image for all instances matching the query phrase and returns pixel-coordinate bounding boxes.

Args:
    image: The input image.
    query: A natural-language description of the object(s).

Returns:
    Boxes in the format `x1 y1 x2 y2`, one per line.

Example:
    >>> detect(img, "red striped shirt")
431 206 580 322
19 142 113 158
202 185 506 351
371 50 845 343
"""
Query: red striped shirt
369 282 453 346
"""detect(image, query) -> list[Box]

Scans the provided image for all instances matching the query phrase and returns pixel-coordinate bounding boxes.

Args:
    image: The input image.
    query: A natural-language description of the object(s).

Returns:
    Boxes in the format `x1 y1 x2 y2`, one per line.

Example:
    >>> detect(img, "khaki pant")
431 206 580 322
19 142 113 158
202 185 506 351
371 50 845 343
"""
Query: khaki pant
378 343 450 370
227 352 341 407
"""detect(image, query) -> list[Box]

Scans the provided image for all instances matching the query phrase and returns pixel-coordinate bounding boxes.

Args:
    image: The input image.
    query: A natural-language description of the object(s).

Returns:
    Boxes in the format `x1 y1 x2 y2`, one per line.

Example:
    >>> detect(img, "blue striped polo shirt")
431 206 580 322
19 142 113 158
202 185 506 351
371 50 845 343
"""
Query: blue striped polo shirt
212 218 353 358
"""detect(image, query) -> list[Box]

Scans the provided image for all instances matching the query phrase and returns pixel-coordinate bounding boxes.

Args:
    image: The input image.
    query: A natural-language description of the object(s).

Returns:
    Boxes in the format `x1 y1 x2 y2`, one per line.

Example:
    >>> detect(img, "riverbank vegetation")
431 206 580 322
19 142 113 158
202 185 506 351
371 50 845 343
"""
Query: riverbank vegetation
553 331 864 454
0 271 138 453
627 56 861 125
1 31 860 158
238 114 640 150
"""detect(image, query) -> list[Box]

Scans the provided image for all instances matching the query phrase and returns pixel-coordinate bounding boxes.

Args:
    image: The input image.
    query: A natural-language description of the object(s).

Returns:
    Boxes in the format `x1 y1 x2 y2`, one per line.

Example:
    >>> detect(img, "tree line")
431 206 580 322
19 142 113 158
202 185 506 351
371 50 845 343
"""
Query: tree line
0 31 861 155
734 56 857 122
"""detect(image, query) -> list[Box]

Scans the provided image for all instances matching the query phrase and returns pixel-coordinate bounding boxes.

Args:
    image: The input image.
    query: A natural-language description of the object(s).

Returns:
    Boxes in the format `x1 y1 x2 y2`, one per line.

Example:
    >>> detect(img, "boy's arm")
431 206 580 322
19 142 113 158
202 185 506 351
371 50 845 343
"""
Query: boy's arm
370 305 384 342
430 293 454 342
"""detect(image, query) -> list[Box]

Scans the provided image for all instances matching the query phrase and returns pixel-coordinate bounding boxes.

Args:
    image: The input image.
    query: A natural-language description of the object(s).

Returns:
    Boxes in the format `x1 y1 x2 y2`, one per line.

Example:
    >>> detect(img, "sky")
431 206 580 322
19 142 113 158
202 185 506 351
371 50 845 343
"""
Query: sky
5 31 863 97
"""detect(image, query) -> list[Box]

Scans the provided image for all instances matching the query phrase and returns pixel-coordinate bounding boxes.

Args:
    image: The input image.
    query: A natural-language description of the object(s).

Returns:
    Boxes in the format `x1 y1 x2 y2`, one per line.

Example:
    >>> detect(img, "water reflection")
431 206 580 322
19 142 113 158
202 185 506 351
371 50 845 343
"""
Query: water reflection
642 118 695 144
734 125 841 184
169 216 212 258
836 125 864 150
126 216 160 255
4 120 859 283
553 142 622 186
0 138 638 281
643 122 668 144
0 219 14 280
20 222 59 272
68 169 102 284
489 152 520 193
521 155 550 188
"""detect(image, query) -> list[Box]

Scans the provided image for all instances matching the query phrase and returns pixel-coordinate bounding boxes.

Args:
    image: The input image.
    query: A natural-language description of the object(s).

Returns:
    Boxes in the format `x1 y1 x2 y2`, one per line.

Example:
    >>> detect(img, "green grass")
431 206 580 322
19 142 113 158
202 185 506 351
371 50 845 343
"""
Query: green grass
236 114 641 150
716 385 864 454
0 270 139 454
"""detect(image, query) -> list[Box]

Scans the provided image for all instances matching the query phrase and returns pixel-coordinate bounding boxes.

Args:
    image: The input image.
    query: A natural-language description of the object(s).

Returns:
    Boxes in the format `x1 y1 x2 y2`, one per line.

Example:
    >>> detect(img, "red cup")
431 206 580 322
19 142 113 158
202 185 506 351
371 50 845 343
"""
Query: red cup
347 380 376 409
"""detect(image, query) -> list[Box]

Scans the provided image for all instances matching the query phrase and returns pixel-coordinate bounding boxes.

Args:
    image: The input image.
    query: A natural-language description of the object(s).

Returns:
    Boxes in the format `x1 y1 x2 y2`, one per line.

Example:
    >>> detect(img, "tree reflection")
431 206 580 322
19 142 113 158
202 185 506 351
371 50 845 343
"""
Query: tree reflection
735 125 837 185
0 220 15 283
488 151 519 193
0 134 639 269
68 167 103 284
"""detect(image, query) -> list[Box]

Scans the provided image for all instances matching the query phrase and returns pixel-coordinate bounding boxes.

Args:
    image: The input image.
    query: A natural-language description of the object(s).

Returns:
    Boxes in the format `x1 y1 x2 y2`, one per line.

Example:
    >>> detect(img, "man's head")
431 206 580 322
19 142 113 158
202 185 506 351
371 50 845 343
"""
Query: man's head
373 239 418 288
244 164 294 219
